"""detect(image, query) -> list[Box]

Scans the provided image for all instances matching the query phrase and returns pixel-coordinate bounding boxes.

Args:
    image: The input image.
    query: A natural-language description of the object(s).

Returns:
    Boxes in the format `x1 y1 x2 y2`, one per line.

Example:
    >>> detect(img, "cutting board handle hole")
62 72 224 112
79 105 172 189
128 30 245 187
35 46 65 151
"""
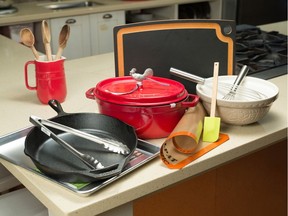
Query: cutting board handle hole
223 25 233 35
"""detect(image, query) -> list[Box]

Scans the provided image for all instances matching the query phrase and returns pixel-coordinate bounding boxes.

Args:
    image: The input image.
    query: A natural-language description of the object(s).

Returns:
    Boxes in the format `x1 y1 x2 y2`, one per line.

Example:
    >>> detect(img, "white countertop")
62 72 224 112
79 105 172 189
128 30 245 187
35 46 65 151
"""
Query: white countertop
0 27 287 215
0 0 209 26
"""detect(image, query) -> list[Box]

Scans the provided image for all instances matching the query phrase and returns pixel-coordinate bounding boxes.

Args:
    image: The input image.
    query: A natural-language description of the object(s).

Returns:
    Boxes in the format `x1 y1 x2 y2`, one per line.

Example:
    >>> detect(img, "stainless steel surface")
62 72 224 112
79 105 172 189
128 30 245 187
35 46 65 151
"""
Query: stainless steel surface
0 6 17 15
39 117 130 155
220 83 267 100
0 127 160 196
222 65 249 100
38 0 103 10
170 67 205 84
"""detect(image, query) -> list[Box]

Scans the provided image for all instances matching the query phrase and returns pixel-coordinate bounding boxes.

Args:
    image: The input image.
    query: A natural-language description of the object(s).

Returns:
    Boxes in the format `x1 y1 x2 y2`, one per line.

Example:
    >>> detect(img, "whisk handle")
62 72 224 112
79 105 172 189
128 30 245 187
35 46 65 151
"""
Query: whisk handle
231 65 249 92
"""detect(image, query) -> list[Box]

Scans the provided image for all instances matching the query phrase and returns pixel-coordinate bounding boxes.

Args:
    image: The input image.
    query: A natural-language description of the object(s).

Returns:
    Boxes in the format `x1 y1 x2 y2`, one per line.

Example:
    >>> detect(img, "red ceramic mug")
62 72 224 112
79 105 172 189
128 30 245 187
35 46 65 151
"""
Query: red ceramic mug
24 55 67 104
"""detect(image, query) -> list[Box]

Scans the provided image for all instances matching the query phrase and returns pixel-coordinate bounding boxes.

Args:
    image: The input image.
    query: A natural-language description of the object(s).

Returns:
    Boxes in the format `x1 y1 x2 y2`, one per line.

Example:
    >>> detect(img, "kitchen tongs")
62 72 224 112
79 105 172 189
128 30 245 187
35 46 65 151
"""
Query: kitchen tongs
30 115 104 170
30 116 130 155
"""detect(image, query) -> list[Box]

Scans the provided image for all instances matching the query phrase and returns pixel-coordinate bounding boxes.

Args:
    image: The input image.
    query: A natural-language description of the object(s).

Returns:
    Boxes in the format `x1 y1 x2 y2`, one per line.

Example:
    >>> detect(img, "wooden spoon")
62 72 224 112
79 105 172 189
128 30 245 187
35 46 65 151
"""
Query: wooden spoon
41 20 52 61
20 28 39 60
55 24 70 60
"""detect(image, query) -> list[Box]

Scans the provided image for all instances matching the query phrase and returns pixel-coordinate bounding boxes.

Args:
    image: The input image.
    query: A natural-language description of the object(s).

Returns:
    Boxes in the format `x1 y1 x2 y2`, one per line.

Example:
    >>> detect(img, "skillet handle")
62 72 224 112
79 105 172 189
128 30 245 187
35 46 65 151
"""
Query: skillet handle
48 99 67 116
88 158 126 178
180 94 200 108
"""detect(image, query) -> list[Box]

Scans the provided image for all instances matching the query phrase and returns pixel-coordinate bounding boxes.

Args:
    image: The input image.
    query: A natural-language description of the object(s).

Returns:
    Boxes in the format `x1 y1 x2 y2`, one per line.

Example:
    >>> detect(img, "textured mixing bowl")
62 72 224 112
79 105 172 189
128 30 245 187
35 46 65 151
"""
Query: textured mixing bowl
196 76 279 125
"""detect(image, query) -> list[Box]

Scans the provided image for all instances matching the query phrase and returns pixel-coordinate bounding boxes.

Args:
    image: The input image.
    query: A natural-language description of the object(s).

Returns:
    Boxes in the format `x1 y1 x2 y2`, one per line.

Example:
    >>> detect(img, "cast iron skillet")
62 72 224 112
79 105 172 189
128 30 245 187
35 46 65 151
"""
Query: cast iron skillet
24 100 138 183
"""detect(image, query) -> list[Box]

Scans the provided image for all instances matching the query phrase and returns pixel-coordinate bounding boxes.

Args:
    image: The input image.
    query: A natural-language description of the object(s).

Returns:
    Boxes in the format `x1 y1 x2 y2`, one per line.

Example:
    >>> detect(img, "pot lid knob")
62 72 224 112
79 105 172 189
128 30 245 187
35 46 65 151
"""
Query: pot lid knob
130 68 169 86
130 67 153 81
107 68 169 95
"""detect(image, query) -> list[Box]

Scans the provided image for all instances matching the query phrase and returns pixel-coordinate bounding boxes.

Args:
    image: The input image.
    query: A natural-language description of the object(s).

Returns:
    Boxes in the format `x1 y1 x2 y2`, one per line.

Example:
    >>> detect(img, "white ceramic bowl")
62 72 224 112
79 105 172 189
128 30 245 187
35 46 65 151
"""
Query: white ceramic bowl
196 76 279 125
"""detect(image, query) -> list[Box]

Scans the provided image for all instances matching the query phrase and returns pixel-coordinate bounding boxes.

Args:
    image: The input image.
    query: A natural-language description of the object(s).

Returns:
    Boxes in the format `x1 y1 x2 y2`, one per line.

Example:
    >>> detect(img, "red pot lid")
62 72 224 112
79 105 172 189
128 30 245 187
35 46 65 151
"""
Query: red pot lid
95 76 187 106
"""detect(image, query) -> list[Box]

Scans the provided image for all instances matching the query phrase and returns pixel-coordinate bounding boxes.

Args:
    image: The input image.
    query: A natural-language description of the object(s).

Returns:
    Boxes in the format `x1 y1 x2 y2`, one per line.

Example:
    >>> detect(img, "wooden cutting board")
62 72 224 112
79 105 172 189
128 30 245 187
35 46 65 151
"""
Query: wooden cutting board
113 19 235 93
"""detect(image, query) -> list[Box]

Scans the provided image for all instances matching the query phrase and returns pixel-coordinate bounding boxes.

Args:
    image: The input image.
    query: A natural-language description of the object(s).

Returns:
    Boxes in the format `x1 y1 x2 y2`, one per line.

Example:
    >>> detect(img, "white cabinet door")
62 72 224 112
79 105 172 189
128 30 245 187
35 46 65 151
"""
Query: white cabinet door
50 15 90 60
49 11 124 59
90 11 125 55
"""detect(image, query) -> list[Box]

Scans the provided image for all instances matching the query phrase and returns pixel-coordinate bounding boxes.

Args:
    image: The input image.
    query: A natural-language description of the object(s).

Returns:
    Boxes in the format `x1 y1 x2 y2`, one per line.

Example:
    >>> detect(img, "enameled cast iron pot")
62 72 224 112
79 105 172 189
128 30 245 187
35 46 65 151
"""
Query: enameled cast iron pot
86 76 199 139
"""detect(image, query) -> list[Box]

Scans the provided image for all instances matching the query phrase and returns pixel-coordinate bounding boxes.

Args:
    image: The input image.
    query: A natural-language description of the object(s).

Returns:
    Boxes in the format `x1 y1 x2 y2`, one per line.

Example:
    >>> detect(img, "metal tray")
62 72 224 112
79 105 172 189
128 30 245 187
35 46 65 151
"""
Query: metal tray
0 127 160 196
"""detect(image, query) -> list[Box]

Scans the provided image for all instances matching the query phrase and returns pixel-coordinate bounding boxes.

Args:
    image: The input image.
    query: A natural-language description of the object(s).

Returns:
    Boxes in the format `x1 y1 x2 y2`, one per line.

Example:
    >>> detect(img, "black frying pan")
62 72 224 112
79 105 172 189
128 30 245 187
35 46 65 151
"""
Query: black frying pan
24 100 138 183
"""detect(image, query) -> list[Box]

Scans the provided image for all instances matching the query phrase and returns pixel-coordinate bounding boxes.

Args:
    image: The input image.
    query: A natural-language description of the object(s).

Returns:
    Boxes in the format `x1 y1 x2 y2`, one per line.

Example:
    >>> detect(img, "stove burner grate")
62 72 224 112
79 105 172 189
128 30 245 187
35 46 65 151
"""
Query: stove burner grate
235 25 287 75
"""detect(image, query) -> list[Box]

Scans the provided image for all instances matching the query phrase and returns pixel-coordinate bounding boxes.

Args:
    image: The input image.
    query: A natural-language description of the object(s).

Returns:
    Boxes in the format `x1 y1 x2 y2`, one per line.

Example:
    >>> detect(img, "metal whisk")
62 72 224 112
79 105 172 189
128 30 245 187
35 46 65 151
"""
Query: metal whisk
170 67 267 101
222 65 249 100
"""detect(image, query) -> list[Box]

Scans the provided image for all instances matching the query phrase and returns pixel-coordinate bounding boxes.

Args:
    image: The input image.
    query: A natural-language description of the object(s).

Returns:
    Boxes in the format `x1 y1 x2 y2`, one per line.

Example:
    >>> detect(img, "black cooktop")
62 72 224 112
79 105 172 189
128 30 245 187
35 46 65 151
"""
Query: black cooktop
235 24 287 79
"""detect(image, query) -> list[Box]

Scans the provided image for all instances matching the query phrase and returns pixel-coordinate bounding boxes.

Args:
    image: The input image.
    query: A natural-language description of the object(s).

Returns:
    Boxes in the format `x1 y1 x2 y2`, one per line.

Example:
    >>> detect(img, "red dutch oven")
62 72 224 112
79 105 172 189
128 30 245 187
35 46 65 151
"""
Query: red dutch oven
85 76 199 139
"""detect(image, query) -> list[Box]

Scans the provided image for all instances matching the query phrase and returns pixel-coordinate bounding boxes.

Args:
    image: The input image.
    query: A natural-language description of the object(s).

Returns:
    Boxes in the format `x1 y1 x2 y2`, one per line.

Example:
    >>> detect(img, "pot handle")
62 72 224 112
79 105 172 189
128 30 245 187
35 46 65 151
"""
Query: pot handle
85 87 96 100
180 94 200 108
48 99 67 116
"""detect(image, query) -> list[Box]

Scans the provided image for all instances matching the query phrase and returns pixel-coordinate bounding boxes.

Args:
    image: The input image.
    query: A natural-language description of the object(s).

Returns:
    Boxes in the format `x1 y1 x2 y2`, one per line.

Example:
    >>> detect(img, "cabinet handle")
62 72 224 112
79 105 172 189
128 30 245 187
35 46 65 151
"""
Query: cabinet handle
103 14 113 19
65 19 77 24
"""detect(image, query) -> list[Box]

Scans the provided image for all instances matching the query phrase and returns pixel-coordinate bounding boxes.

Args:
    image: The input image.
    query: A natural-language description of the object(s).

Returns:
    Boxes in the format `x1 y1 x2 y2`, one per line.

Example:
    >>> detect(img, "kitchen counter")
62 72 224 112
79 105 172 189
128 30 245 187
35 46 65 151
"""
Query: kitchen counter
0 29 287 216
0 0 220 26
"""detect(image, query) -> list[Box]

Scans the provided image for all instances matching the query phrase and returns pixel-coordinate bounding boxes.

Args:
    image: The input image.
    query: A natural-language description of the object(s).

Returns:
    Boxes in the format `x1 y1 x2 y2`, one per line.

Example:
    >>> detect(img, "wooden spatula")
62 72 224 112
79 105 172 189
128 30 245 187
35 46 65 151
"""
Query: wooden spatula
202 62 221 142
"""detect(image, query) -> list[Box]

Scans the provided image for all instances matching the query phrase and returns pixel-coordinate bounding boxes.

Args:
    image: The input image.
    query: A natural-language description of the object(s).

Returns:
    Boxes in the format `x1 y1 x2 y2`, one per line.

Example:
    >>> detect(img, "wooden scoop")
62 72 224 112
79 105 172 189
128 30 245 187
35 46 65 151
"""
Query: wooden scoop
55 24 70 60
41 20 53 61
20 28 39 60
202 62 221 142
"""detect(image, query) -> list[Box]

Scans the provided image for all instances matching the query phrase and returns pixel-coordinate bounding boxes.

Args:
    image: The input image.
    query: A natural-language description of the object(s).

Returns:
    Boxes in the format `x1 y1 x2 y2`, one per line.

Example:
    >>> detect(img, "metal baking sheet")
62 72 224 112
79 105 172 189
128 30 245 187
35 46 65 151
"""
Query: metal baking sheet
0 127 160 196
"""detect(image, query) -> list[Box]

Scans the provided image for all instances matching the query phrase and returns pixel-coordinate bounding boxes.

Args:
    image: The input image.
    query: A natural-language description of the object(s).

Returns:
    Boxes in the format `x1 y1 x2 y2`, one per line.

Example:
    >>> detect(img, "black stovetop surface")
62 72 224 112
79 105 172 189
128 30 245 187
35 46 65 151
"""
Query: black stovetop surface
235 24 287 79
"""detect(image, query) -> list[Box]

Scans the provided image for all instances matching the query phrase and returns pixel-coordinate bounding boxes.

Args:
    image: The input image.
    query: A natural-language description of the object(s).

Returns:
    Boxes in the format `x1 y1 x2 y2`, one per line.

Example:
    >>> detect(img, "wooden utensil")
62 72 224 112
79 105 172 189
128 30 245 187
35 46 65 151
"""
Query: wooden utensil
41 20 53 61
202 62 221 142
55 24 70 60
20 28 39 60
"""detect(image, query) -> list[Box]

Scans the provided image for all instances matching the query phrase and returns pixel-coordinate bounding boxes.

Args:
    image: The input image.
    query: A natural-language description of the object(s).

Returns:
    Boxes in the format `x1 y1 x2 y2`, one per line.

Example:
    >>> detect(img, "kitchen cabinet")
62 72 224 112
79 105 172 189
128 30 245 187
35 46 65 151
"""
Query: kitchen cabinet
50 15 91 59
134 139 287 216
0 188 48 216
126 5 178 23
0 166 20 193
125 1 221 23
142 5 178 20
49 11 125 59
90 11 125 55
